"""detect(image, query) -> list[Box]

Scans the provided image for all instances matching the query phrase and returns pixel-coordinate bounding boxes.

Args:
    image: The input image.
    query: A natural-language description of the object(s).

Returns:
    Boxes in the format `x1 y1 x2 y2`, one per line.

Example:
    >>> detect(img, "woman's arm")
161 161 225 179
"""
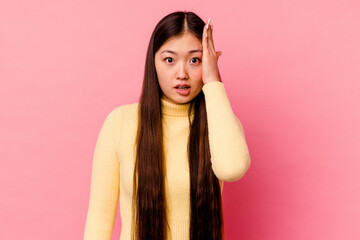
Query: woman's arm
202 81 251 182
83 109 120 240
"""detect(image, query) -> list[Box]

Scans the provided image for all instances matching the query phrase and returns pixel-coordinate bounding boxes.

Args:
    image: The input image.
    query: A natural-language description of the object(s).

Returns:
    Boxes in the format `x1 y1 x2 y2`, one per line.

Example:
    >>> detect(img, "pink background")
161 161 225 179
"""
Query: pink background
1 1 359 239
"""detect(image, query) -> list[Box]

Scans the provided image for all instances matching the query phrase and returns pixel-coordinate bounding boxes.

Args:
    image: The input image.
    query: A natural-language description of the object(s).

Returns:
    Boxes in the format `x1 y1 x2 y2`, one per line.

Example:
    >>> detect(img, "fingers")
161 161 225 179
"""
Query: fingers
203 18 216 54
208 22 215 53
202 22 208 52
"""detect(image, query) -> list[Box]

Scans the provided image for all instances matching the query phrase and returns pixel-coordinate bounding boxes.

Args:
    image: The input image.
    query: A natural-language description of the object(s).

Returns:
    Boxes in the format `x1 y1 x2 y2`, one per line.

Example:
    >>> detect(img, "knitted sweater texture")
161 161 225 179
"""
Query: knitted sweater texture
83 81 251 240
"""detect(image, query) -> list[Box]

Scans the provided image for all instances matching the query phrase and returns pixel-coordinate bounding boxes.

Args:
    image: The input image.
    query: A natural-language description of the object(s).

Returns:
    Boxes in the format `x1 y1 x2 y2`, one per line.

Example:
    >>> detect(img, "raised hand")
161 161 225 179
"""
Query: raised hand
202 18 222 84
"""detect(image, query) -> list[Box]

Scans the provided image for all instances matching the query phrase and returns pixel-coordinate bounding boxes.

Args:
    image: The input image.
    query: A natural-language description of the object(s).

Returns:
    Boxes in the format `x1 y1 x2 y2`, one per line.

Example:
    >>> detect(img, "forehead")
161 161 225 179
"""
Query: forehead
158 33 202 54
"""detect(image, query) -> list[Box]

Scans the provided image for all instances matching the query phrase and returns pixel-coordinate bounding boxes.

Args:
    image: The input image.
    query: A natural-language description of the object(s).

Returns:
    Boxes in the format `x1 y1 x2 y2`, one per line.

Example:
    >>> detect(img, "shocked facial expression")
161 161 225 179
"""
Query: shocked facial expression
154 32 203 105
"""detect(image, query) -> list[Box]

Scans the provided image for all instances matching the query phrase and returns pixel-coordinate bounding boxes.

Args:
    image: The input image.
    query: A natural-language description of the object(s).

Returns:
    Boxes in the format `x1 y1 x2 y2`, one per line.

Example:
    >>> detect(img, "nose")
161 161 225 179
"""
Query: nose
176 62 188 80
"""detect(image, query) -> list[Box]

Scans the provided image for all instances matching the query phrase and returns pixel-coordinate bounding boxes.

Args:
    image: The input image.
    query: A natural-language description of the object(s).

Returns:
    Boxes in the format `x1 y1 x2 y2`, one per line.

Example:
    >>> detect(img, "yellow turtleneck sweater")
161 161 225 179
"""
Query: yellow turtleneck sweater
83 81 251 240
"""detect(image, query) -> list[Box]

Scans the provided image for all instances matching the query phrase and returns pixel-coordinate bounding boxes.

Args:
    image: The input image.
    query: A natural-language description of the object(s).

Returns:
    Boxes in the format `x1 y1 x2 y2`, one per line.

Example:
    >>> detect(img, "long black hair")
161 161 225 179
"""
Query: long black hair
131 11 224 240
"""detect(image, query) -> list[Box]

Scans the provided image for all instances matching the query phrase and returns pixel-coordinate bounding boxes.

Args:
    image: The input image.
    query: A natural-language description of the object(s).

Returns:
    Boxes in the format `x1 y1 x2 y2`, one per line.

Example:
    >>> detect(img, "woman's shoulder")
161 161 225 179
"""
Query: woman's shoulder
113 101 139 112
106 102 139 121
102 102 139 122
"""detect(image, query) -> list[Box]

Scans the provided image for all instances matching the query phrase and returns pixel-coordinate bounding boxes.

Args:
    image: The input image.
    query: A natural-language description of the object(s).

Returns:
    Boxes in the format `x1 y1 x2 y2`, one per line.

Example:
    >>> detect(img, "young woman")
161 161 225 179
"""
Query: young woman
84 11 251 240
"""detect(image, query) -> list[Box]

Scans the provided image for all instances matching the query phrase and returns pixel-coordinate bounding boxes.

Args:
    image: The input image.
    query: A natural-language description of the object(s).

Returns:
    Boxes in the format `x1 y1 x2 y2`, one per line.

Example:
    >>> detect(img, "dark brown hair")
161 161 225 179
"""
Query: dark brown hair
131 11 224 240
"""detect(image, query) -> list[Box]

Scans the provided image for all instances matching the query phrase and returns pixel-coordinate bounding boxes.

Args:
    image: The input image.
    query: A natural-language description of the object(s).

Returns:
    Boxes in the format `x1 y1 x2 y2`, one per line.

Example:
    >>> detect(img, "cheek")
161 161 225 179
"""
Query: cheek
156 64 172 79
193 68 203 81
155 65 168 86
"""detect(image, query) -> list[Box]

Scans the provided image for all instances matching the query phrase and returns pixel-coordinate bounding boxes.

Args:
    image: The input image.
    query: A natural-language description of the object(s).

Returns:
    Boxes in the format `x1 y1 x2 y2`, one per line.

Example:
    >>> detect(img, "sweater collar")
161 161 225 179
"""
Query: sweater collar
161 96 195 117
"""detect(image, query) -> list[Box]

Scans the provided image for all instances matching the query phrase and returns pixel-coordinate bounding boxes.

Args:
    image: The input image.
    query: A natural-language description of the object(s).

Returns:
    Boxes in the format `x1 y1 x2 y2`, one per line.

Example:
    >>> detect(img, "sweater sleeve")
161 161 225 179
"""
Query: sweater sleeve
83 109 120 240
202 81 251 182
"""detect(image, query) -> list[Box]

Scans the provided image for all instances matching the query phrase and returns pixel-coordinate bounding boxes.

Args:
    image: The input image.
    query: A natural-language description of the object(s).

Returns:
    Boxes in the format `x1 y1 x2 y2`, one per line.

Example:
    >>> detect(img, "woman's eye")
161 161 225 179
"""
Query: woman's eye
191 57 201 63
164 57 173 63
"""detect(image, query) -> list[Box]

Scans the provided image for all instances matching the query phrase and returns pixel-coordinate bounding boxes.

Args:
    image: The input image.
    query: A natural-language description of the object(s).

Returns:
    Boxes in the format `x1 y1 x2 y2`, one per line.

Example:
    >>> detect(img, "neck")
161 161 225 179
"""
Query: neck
160 97 195 117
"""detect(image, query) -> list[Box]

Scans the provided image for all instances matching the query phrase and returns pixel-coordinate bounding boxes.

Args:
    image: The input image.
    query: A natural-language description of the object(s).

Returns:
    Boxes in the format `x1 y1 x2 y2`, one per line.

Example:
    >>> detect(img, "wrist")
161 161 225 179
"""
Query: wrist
203 78 221 85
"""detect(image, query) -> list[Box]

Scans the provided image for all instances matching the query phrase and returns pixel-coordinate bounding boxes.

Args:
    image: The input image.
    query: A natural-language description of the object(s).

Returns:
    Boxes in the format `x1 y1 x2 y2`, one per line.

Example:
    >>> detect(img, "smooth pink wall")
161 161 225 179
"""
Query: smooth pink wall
1 1 359 239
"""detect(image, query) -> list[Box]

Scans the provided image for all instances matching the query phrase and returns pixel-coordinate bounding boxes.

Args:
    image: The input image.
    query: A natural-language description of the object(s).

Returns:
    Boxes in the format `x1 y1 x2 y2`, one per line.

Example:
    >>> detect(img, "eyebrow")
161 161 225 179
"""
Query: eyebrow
160 49 203 54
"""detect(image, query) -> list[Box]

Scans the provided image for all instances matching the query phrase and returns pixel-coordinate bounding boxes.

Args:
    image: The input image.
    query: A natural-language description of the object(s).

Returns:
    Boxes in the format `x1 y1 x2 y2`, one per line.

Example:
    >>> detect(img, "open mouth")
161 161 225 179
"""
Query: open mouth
175 87 190 95
175 86 190 89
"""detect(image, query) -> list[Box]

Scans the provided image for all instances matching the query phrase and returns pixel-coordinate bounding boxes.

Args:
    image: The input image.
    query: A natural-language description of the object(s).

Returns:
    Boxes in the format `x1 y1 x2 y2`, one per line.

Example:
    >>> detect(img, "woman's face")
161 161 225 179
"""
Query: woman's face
154 32 203 105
